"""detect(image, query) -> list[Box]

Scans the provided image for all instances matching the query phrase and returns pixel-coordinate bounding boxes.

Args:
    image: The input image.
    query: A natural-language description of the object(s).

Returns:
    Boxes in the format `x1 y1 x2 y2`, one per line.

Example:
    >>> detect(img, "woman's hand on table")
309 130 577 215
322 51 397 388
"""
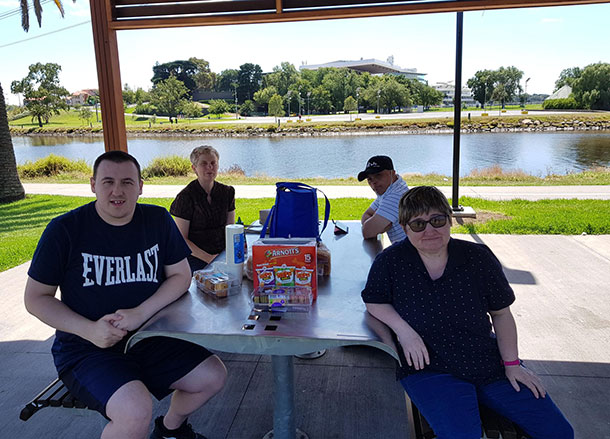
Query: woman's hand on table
396 326 430 370
505 364 547 399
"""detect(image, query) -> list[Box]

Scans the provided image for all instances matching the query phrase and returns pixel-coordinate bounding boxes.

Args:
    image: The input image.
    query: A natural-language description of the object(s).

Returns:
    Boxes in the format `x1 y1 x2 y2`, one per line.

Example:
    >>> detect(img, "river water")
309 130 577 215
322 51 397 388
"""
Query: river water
11 131 610 178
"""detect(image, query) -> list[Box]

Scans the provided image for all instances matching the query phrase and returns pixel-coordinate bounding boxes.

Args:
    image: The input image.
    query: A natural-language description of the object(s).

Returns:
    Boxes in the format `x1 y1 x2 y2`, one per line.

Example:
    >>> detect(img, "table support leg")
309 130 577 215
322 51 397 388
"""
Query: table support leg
271 355 295 439
263 356 308 439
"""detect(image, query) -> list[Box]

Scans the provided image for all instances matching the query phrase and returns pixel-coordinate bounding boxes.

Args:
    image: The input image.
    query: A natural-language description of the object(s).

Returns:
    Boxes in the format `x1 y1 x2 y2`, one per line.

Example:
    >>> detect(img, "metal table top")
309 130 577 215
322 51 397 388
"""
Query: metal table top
126 221 398 360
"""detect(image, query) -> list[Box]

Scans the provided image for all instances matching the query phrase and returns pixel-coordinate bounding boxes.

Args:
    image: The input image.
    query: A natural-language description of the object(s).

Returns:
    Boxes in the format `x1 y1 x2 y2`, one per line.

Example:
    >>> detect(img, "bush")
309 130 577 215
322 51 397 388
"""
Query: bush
542 97 580 110
8 106 29 121
18 154 91 178
134 102 158 115
142 155 191 178
222 164 246 176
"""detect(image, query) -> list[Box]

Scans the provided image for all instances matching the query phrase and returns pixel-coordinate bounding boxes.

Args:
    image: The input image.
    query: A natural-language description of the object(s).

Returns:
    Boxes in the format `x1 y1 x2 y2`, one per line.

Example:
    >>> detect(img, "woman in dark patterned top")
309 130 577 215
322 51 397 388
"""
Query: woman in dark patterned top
362 186 573 439
170 146 235 272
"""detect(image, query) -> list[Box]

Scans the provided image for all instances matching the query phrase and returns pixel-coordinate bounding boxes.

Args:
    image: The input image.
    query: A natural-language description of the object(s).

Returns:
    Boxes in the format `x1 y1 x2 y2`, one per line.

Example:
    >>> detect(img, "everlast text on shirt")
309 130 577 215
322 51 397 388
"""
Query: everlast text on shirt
81 244 160 287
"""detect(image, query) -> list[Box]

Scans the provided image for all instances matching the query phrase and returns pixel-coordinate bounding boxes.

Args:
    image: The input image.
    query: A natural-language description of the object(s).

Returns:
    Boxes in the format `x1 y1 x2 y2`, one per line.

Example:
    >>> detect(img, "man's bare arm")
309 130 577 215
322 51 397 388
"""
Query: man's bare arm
113 258 191 331
24 277 127 348
361 207 391 239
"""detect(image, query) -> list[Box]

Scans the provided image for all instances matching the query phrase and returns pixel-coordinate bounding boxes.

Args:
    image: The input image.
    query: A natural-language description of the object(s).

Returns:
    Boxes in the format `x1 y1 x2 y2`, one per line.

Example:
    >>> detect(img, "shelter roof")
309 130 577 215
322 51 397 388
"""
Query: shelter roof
109 0 609 30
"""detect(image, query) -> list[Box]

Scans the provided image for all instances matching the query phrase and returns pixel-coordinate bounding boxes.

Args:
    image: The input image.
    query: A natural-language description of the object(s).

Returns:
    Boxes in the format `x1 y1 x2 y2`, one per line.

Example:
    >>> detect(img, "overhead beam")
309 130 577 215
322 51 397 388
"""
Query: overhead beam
90 0 127 152
108 0 609 30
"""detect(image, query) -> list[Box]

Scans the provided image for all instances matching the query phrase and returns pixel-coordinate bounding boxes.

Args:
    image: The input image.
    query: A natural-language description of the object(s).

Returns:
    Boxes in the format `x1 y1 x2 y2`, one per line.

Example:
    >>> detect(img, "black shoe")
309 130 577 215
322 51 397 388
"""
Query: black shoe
150 416 208 439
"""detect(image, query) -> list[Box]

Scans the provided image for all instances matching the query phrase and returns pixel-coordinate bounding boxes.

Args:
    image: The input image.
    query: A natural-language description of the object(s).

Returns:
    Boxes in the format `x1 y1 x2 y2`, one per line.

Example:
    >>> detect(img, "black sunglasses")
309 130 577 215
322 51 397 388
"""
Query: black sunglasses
407 214 448 232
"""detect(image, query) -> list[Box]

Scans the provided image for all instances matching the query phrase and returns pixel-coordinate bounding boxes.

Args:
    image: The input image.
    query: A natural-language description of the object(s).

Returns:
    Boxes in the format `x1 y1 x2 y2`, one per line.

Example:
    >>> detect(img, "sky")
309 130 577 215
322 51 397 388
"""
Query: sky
1 0 609 105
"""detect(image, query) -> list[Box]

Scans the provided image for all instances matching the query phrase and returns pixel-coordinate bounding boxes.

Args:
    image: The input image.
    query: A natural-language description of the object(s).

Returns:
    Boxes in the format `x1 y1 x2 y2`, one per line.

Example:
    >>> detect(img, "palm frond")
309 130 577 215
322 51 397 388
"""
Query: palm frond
33 0 43 27
20 0 29 32
53 0 65 17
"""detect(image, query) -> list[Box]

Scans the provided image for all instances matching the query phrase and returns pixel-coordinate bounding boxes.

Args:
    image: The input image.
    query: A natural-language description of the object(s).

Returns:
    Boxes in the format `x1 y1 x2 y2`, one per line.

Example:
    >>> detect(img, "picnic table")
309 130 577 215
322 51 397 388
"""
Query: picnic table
126 221 399 439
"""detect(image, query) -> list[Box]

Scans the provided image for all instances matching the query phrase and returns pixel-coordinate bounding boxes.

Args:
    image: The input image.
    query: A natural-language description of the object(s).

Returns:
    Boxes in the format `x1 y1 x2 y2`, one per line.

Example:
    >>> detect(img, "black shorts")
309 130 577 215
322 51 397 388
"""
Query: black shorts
59 337 213 418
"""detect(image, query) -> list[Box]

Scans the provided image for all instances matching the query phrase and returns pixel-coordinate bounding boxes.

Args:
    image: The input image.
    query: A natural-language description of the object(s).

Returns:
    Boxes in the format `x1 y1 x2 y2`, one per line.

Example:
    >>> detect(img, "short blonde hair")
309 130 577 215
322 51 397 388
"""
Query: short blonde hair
190 145 219 166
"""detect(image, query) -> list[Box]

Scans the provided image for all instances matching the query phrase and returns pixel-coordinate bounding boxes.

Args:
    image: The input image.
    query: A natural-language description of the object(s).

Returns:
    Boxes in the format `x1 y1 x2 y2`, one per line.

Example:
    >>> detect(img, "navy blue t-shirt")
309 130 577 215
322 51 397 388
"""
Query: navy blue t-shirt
28 202 191 373
362 238 515 385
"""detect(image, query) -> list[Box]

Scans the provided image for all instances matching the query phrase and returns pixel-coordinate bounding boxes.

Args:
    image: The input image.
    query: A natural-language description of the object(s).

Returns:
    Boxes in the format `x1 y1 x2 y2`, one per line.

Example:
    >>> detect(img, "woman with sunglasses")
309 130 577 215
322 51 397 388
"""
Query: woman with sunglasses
362 186 573 439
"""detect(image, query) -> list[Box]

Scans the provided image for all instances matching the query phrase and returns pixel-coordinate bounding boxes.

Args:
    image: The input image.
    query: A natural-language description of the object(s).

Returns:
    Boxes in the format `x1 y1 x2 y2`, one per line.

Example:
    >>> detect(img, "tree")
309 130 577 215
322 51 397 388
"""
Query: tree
379 77 411 112
264 62 299 96
419 85 443 109
216 69 239 92
151 60 198 96
467 69 496 108
208 99 230 118
321 68 365 113
494 66 523 108
11 62 69 127
491 84 509 108
149 76 189 123
554 67 582 92
268 94 284 121
180 101 202 120
123 83 136 105
343 96 357 121
189 57 215 90
0 82 25 203
572 63 610 110
1 0 66 203
239 100 255 117
237 63 263 102
467 66 523 108
311 86 332 114
78 106 94 126
253 86 278 114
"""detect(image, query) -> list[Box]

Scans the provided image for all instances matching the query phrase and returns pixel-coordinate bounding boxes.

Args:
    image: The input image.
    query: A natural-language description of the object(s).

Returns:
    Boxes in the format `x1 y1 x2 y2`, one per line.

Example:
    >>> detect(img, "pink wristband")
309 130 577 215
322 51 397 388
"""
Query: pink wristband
503 359 521 366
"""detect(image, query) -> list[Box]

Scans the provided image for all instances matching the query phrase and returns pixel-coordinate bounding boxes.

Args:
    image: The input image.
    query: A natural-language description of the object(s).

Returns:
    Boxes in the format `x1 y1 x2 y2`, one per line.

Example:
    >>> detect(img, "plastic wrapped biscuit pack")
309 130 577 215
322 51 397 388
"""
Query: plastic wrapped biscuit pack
251 286 313 312
193 268 240 298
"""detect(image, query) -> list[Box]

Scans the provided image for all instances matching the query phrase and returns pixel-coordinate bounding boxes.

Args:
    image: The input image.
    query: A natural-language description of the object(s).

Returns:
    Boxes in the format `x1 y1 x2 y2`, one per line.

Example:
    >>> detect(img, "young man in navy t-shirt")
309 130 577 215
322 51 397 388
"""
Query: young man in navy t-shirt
25 151 226 439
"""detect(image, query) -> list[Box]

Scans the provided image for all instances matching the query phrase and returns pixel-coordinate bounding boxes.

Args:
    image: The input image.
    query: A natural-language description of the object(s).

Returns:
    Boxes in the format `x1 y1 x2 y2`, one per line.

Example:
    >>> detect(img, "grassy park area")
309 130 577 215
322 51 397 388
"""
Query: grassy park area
8 107 610 134
1 193 609 272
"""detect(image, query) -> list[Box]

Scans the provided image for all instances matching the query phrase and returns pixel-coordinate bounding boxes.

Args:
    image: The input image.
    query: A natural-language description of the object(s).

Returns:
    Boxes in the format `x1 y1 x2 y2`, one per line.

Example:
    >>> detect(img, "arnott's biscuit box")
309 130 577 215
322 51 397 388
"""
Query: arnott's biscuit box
252 238 318 300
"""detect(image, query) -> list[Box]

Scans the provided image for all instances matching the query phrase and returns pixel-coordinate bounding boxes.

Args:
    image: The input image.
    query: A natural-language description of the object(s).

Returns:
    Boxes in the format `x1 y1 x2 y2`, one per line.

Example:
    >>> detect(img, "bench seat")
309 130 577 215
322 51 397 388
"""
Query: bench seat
406 394 530 439
20 378 92 421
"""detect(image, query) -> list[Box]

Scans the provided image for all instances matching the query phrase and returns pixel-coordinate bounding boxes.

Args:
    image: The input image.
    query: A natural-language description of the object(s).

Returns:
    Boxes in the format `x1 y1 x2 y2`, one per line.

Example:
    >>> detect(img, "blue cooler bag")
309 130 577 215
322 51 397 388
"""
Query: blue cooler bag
260 182 330 240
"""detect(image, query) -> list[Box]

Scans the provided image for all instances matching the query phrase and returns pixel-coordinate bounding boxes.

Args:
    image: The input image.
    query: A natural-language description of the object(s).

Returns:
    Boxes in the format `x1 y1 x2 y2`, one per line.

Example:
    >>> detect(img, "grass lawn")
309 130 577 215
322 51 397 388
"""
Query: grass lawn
2 194 609 272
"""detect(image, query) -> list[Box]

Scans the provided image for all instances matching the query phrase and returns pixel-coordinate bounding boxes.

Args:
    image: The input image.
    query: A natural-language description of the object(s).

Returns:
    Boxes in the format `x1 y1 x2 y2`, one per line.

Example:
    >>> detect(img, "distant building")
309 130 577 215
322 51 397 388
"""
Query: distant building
300 58 427 82
192 90 233 101
546 85 572 100
432 81 476 107
66 89 98 106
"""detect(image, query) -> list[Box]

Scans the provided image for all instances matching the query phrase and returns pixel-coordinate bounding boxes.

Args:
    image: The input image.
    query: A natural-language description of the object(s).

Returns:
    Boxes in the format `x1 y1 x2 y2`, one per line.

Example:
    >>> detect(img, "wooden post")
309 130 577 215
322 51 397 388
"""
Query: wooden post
89 0 127 152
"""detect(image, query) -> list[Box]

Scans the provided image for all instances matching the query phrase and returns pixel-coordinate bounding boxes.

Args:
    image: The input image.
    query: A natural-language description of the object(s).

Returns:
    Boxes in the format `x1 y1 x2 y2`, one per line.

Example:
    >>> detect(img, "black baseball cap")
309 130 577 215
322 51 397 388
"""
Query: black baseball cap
357 155 394 181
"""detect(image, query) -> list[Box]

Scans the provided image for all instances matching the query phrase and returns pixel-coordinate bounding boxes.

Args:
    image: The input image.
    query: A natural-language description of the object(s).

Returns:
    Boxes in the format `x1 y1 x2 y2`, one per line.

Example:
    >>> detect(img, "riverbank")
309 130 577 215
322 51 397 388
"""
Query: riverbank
18 164 610 186
9 112 610 137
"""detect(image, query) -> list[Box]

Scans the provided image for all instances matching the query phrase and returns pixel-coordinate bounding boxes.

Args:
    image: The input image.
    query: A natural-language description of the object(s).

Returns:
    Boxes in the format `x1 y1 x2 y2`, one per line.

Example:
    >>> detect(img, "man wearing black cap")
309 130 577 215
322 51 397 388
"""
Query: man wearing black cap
358 155 409 244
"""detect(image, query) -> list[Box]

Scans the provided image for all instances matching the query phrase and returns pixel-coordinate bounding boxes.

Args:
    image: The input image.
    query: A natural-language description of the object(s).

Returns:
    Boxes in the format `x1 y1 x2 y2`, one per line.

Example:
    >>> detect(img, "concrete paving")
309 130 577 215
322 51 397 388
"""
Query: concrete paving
1 233 609 438
22 183 610 200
